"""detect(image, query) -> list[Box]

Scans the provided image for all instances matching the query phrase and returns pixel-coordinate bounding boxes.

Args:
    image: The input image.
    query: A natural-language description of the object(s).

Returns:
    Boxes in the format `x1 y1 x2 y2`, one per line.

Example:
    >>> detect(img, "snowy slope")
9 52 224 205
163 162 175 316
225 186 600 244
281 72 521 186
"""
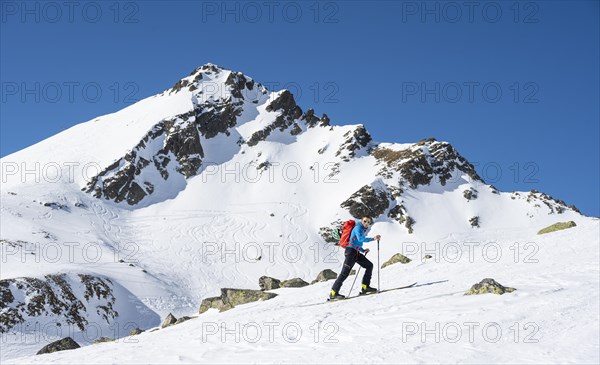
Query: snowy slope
6 220 599 364
1 63 598 363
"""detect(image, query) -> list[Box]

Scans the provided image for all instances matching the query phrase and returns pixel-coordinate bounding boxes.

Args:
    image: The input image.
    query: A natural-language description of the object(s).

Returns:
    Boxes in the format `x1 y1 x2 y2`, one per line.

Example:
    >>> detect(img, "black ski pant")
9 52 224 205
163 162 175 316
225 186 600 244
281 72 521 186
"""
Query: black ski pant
331 247 373 293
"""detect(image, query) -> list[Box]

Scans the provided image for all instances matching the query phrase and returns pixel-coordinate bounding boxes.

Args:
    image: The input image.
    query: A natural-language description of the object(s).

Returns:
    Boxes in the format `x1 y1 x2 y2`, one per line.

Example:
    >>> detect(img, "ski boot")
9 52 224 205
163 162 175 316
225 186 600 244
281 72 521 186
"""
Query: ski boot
328 290 346 301
360 284 378 295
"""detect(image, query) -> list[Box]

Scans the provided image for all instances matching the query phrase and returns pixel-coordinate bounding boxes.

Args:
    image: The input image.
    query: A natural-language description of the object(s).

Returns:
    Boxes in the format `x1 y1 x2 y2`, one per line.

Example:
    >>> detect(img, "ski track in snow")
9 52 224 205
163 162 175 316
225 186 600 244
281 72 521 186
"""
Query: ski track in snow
78 201 317 317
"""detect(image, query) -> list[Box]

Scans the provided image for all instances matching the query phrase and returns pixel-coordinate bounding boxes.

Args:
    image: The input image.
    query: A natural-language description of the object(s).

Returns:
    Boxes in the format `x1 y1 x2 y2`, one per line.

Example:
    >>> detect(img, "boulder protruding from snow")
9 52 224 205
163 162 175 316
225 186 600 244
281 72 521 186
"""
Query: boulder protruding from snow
129 328 144 336
175 316 192 325
258 276 281 290
161 313 178 328
464 278 516 295
36 337 80 355
537 221 577 235
280 278 309 288
381 253 411 268
311 269 338 284
93 337 115 344
199 288 278 314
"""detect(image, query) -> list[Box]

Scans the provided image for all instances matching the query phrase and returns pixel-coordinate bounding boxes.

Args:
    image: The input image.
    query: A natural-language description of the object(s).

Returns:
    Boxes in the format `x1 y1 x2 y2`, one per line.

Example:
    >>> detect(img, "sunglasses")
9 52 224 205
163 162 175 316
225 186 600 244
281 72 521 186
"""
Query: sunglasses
362 219 373 225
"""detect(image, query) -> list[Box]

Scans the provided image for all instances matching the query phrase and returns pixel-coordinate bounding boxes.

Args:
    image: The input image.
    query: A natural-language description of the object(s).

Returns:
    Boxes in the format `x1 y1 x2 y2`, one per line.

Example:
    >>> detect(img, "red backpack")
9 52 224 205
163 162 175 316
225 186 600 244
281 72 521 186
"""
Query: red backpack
338 220 356 248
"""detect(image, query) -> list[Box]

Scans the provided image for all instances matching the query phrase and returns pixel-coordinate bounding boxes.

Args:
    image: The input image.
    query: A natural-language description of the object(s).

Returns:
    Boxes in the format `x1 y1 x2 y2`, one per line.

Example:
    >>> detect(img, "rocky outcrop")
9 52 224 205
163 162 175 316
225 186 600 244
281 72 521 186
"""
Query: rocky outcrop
280 278 309 288
526 190 578 215
85 64 268 206
175 316 192 325
259 276 281 290
247 91 303 147
199 288 278 314
372 139 482 188
464 188 478 201
199 297 225 314
388 204 415 233
537 221 577 235
301 109 330 128
128 328 144 336
469 216 480 228
1 274 117 334
336 126 372 162
381 253 411 268
84 101 240 205
465 278 516 295
93 337 115 344
161 313 178 328
311 269 338 284
341 184 390 219
36 337 80 355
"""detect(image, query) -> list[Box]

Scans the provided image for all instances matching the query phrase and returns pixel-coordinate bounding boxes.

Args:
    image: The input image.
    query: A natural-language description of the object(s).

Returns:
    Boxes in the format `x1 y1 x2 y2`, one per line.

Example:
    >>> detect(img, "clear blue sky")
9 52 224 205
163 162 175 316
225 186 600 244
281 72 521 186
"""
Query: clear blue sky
1 1 598 216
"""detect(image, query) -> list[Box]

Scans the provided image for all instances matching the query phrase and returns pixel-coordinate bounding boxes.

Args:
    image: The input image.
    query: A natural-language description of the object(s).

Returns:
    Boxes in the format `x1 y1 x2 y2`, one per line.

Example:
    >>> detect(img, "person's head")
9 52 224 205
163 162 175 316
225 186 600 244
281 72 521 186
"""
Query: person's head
361 216 373 227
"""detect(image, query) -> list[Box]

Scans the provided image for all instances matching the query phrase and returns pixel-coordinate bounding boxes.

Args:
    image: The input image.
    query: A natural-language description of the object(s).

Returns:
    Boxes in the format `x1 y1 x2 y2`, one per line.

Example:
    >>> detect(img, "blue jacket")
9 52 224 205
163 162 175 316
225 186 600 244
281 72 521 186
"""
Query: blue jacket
347 220 374 253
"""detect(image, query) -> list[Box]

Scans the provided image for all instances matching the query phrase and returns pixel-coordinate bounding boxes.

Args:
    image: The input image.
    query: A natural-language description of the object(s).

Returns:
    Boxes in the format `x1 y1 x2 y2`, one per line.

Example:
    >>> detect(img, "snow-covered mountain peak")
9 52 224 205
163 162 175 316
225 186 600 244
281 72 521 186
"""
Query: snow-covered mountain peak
1 64 596 363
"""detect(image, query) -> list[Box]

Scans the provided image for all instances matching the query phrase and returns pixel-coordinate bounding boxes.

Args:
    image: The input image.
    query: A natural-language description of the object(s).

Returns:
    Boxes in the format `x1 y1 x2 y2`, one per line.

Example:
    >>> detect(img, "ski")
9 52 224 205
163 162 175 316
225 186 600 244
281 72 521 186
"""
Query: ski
373 282 418 294
353 282 418 298
301 282 418 307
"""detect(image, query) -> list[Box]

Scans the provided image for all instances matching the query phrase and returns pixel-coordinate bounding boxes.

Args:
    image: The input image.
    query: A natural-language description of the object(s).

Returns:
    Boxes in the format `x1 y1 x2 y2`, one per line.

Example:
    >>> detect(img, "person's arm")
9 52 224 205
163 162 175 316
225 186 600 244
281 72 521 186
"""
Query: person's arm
354 226 374 244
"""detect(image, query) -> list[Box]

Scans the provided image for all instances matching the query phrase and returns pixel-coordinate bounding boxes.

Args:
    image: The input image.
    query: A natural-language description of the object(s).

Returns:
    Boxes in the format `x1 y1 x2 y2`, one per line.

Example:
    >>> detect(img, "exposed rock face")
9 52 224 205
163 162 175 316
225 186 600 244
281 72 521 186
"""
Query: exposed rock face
224 71 255 99
389 205 404 221
280 278 309 288
510 190 577 215
247 91 302 147
161 313 178 328
538 221 577 235
85 65 334 206
336 126 372 161
199 288 278 314
465 278 516 295
469 216 480 228
258 276 281 290
372 139 482 188
1 274 117 334
302 109 330 128
84 105 225 205
36 337 80 355
526 190 578 215
464 188 478 201
311 269 338 284
381 253 411 268
341 184 390 219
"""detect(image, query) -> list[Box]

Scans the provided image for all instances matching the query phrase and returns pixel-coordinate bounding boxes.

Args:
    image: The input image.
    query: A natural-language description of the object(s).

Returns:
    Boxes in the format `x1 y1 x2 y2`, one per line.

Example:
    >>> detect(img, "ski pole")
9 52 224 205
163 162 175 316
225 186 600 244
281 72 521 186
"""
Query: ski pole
377 239 381 293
